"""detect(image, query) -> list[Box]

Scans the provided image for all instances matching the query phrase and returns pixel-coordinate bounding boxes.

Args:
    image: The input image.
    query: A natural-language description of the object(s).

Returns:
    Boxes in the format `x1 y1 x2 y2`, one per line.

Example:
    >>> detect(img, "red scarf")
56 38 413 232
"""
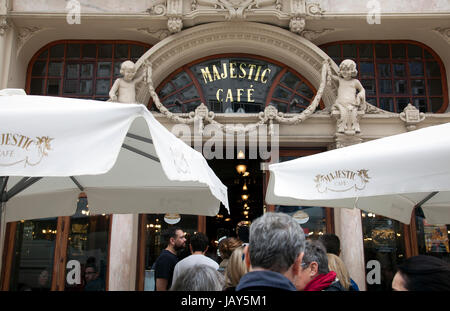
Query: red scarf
303 271 337 291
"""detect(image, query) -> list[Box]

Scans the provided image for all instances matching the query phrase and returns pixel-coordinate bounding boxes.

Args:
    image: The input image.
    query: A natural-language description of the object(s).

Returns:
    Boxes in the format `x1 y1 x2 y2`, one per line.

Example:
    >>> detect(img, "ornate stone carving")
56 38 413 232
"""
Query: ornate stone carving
167 17 183 33
17 26 45 53
399 103 425 131
136 27 170 40
289 16 305 34
300 28 335 41
142 60 331 135
433 27 450 44
306 2 324 16
147 0 184 33
328 59 366 136
0 16 10 36
192 0 281 20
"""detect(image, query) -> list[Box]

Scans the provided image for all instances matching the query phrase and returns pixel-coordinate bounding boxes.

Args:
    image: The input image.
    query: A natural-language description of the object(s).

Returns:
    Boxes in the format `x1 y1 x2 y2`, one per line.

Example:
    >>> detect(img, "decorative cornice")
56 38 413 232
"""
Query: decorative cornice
433 27 450 44
300 28 335 41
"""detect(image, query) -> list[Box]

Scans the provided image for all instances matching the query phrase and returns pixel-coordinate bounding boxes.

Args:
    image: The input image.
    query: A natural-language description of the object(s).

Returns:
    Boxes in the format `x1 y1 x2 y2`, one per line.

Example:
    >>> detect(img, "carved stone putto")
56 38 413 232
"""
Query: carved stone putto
399 103 425 131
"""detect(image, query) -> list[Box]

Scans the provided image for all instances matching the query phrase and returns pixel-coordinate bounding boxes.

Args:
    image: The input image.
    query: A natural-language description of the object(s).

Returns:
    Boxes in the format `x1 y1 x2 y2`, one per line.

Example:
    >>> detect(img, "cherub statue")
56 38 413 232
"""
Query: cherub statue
329 59 366 135
109 60 146 104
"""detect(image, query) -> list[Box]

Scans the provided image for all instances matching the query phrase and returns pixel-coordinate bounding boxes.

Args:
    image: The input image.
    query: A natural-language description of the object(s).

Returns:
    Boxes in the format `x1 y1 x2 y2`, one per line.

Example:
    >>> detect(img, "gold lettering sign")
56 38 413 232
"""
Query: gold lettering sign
200 62 271 104
0 133 53 167
314 169 370 193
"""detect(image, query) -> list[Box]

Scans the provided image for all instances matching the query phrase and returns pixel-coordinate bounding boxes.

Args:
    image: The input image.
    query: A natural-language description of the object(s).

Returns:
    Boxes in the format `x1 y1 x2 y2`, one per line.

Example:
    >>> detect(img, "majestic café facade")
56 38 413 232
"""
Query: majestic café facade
0 0 449 291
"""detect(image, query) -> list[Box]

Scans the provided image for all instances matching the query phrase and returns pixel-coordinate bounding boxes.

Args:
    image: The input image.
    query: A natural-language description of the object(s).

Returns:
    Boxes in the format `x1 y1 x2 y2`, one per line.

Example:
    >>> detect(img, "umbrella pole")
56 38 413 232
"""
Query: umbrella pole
0 177 8 275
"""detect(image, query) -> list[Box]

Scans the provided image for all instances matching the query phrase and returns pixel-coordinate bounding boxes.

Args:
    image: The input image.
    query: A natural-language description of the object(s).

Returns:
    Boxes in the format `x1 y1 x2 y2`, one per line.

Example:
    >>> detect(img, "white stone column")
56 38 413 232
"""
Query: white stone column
332 134 367 291
108 214 139 291
0 16 12 89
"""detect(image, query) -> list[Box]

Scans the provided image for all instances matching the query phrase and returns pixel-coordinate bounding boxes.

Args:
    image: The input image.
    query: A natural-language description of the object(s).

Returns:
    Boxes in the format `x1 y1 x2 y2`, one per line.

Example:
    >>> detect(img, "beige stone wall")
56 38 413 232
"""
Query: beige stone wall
12 0 153 13
319 0 450 14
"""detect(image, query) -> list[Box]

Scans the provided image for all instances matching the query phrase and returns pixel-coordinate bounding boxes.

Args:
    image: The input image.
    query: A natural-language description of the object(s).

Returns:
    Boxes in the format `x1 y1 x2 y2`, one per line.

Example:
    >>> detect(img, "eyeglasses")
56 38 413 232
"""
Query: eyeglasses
301 262 309 268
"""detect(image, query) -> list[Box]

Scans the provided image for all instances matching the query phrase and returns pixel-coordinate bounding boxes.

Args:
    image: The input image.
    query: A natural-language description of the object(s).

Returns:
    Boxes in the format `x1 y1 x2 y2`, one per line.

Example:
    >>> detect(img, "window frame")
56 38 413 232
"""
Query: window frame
320 40 448 113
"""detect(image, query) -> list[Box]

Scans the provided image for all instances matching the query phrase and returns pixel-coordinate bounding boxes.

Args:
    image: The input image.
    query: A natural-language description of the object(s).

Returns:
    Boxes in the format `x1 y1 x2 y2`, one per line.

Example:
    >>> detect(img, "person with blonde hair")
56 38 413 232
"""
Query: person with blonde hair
218 237 243 274
224 245 248 291
327 253 355 291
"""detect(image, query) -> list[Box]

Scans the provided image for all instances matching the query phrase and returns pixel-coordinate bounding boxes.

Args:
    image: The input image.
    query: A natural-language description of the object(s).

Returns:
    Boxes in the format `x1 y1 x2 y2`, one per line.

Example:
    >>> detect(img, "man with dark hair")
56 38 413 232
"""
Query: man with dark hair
295 239 346 291
84 263 105 291
318 233 341 256
236 212 306 291
154 227 186 291
171 232 219 287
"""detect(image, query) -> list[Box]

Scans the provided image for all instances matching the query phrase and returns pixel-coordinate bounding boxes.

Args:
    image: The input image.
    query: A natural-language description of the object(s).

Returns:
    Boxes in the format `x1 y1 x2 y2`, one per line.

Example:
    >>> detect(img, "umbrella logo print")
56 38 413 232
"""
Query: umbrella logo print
0 133 53 167
315 169 370 193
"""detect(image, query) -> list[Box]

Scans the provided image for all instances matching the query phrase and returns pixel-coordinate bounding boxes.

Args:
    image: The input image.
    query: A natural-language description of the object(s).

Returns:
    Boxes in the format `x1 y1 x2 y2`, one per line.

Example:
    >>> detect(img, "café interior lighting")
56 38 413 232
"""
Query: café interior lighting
236 164 247 175
242 183 248 191
241 194 249 200
237 150 245 159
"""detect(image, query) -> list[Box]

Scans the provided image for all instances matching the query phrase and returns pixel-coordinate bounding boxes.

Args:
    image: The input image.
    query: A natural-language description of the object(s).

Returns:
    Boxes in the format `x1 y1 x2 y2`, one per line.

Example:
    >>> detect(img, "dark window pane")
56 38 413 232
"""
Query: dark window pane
280 71 299 90
396 98 410 112
48 62 62 76
67 44 81 58
428 80 442 96
395 80 408 94
297 83 314 99
30 78 45 95
430 97 443 112
114 62 122 77
271 100 287 113
359 43 373 58
50 44 65 58
273 86 291 100
95 79 110 95
98 44 112 58
81 64 93 78
379 80 392 94
391 44 406 59
38 49 48 59
375 44 390 58
64 80 79 94
342 44 357 58
361 79 376 96
80 80 93 95
408 44 422 59
8 219 57 291
426 62 441 77
377 64 391 77
379 98 394 111
424 49 434 59
130 45 147 59
411 80 425 95
172 72 191 89
326 45 340 58
409 62 424 76
47 79 60 95
360 62 374 77
159 82 175 99
82 44 96 58
32 61 47 76
97 62 111 77
366 97 377 106
413 98 427 112
65 64 79 79
393 63 406 77
178 86 199 101
115 44 128 58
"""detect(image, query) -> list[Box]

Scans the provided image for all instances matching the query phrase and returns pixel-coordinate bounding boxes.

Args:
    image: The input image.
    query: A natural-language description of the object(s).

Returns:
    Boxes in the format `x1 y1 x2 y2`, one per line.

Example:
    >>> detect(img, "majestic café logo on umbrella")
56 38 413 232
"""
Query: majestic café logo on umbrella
0 133 53 167
315 169 370 193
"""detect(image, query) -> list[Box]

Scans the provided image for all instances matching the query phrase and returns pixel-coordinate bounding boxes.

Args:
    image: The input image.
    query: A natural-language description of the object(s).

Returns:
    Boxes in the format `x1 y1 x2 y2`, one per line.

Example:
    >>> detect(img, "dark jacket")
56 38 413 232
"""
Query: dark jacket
236 270 297 291
323 279 347 291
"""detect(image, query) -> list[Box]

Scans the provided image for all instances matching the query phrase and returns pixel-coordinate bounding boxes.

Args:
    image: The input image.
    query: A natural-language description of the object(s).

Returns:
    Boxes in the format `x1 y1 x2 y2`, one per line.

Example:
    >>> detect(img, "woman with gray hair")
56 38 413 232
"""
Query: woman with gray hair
170 264 225 291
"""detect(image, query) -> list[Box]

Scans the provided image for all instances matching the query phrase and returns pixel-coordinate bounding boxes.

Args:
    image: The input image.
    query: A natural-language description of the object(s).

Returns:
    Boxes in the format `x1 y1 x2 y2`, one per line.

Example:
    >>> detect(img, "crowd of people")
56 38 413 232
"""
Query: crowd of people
153 212 450 292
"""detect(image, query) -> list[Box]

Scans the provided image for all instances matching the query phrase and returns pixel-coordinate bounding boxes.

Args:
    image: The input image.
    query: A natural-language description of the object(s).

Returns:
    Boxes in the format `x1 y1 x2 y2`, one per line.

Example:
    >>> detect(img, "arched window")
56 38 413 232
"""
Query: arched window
320 41 448 113
26 40 151 100
150 54 321 113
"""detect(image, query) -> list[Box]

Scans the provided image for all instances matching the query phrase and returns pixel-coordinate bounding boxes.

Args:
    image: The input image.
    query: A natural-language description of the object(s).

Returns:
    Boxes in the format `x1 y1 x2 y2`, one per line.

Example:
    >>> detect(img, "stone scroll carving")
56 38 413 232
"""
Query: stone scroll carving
0 16 10 36
399 103 425 131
